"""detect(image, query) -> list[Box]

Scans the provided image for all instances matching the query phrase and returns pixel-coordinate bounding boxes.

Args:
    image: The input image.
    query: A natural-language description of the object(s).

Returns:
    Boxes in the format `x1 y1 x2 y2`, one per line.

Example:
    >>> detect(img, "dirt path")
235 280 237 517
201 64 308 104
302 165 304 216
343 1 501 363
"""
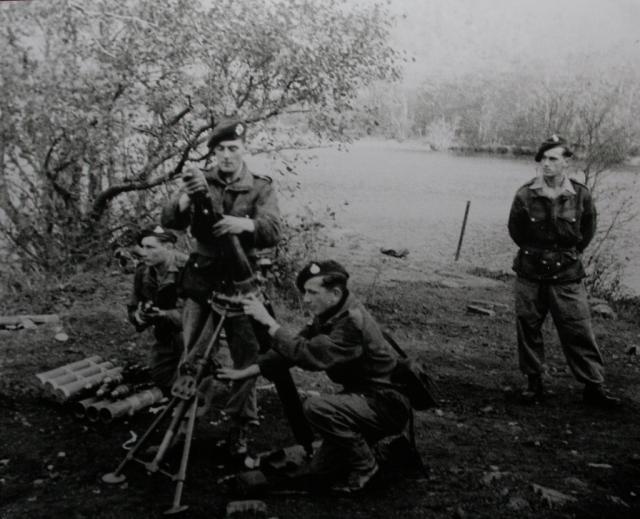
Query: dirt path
1 269 639 518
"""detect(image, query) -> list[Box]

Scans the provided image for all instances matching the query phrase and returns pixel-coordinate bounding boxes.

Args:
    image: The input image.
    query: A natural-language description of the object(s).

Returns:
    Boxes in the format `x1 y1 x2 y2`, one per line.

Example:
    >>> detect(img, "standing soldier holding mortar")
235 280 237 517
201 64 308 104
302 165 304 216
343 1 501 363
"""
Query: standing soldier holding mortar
508 135 619 408
162 118 281 454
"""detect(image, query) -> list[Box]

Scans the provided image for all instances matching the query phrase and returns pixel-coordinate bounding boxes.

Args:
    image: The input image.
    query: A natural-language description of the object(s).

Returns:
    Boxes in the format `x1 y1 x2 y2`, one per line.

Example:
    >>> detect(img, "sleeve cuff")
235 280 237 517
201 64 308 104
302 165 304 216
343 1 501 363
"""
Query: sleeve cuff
268 323 281 337
273 326 297 343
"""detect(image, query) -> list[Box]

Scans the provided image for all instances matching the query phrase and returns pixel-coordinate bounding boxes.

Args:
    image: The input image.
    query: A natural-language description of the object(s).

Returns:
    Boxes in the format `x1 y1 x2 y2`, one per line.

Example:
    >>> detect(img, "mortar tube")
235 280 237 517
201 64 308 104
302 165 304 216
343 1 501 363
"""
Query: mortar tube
50 361 115 394
36 356 102 384
98 388 164 424
86 399 115 422
55 366 122 402
46 361 113 391
72 397 100 419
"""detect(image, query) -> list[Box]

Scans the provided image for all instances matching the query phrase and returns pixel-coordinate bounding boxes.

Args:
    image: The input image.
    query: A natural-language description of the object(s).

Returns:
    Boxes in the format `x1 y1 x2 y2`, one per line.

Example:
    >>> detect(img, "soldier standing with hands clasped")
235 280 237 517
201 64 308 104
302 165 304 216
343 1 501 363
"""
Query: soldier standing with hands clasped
508 135 619 408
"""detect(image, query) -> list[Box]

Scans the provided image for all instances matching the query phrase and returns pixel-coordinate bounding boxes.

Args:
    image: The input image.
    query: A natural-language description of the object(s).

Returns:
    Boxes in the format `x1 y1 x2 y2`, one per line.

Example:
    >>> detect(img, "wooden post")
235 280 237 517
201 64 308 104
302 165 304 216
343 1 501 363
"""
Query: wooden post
454 200 471 261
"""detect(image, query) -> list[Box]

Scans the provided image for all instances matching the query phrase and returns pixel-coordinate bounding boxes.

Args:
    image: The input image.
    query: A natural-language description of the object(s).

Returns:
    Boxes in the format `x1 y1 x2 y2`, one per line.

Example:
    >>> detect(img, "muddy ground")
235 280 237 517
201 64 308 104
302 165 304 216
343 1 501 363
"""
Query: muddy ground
1 267 640 519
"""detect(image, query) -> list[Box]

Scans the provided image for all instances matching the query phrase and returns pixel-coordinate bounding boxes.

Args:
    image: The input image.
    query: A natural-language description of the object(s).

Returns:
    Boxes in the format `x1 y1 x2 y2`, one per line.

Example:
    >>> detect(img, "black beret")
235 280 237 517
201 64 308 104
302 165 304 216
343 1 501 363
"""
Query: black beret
296 260 350 292
137 225 177 246
534 134 573 162
207 118 247 150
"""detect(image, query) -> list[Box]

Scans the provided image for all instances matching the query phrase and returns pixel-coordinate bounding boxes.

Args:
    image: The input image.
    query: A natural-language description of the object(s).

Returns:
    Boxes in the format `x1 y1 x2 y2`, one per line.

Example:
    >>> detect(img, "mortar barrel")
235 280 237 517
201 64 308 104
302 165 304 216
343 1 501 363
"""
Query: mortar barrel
72 397 100 418
50 362 115 395
36 356 102 384
55 365 122 401
86 400 114 422
45 360 112 390
99 387 164 423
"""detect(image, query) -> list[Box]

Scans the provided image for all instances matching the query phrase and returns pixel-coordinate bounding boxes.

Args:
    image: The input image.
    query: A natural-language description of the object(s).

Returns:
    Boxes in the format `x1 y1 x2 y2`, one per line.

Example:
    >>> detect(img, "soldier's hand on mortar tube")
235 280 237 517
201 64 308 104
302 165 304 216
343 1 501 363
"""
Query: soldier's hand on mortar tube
241 295 278 329
212 215 255 236
181 168 208 197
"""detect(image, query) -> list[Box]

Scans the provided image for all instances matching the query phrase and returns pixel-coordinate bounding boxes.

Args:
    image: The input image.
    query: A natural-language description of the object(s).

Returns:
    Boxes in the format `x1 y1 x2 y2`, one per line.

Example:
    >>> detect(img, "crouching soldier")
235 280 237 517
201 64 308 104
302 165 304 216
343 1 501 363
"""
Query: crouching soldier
217 260 411 493
128 226 188 393
508 135 618 408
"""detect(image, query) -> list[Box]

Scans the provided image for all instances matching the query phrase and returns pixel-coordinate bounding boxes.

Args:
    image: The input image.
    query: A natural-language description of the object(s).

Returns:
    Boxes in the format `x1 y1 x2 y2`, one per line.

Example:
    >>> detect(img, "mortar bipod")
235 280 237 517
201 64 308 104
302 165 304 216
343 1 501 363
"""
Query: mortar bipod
102 308 228 515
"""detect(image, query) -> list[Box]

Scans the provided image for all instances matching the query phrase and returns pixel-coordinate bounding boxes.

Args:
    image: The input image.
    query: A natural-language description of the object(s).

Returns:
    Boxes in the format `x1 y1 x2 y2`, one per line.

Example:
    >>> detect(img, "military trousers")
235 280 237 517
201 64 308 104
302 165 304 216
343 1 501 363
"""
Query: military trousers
515 277 605 385
149 333 183 391
182 298 259 425
303 391 409 479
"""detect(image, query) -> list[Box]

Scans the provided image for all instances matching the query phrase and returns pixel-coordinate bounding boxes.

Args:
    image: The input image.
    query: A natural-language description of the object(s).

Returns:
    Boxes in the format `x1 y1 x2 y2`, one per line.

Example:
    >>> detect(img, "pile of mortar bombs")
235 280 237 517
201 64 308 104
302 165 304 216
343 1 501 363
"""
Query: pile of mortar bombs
35 356 164 423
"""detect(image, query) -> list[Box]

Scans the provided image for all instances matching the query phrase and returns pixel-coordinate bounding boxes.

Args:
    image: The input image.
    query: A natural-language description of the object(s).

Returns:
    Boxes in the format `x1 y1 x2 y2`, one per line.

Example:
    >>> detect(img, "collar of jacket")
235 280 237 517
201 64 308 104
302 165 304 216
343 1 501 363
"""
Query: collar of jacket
315 291 356 326
204 162 254 192
164 250 187 273
529 173 576 197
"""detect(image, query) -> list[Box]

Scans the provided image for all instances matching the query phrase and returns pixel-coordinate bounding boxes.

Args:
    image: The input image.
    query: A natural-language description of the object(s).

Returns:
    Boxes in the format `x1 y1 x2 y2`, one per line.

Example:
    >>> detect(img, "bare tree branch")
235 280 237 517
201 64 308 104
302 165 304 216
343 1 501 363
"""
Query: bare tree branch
90 122 213 220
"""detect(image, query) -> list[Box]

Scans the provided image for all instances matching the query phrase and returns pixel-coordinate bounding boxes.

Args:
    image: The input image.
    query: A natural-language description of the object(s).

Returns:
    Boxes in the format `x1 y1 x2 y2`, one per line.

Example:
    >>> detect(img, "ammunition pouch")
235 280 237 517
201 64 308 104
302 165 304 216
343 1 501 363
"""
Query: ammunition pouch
390 358 439 411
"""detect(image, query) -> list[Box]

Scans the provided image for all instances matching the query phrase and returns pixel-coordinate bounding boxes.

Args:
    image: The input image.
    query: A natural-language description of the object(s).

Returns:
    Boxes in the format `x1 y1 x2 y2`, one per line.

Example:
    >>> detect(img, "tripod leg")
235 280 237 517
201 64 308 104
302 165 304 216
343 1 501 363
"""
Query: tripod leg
150 310 225 470
183 307 226 366
103 396 179 484
164 397 198 515
146 399 189 473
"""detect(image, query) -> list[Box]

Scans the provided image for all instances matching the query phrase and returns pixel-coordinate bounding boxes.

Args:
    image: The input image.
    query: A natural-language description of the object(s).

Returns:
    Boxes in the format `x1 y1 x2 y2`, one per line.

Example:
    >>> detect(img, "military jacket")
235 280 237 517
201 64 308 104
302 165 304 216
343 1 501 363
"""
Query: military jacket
259 294 399 390
127 251 187 338
508 176 596 283
161 162 280 299
161 162 281 257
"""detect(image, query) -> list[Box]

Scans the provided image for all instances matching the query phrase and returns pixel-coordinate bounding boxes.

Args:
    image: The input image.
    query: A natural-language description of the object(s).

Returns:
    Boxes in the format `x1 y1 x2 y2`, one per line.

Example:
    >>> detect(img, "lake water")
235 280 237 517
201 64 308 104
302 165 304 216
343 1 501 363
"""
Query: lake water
250 140 640 294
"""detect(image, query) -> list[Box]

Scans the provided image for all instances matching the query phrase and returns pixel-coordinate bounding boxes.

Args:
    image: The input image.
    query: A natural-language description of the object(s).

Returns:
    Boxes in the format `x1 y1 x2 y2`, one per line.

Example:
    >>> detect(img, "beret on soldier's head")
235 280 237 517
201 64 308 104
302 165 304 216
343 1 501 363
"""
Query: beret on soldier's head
534 134 574 162
296 260 350 292
137 225 177 246
207 118 247 150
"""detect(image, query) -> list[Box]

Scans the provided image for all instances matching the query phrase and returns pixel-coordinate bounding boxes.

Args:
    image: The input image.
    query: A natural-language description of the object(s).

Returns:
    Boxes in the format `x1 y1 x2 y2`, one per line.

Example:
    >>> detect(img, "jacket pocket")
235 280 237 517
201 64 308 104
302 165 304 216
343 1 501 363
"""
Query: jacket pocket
557 204 581 241
526 200 547 224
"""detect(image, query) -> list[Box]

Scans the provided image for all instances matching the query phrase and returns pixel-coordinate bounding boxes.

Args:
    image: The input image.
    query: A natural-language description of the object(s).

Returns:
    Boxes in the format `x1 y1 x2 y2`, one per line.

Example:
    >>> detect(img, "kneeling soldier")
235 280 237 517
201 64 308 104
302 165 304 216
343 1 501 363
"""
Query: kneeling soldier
217 260 411 493
508 135 618 408
128 226 187 393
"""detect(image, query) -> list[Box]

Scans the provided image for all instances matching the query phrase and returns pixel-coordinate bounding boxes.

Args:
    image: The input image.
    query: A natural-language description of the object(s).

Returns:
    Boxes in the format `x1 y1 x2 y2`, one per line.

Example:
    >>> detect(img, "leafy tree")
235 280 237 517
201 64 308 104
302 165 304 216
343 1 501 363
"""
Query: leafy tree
0 0 399 273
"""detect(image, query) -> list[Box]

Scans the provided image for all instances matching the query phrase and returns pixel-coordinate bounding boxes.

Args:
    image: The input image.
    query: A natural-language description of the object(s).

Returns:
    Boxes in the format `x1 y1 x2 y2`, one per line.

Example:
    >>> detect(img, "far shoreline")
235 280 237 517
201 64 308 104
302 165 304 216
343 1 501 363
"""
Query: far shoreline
349 137 640 169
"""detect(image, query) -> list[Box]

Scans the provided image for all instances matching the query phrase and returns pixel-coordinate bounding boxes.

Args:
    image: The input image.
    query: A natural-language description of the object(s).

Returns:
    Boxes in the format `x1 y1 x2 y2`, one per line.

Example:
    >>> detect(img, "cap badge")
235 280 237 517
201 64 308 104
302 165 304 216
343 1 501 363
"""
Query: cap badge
551 134 559 142
235 123 245 136
153 225 165 233
309 263 320 275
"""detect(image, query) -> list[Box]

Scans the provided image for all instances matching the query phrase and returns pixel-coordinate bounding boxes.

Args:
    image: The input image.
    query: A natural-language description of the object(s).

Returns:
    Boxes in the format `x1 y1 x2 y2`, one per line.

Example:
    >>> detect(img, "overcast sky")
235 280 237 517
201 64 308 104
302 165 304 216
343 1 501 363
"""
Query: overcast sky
384 0 640 84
